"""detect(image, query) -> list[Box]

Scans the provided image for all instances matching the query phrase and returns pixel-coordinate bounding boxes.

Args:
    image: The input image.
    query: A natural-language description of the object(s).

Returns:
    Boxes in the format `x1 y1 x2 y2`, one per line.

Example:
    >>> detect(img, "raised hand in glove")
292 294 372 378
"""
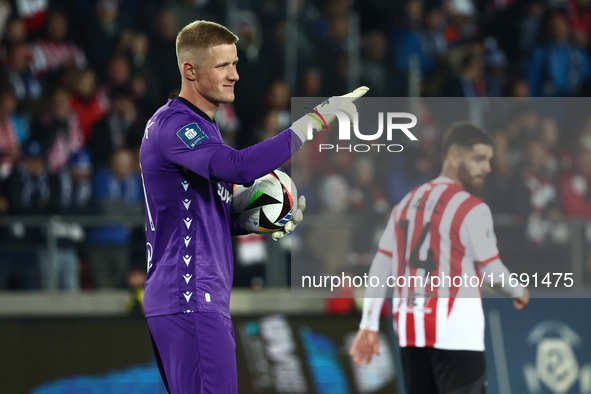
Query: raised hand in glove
291 86 369 143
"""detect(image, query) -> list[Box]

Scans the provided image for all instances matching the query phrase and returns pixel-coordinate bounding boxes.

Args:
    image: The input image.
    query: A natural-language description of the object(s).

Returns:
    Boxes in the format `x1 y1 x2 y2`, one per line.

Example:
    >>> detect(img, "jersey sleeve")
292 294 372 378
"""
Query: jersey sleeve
207 128 302 184
230 219 250 236
159 120 226 180
462 203 524 298
462 203 500 266
159 119 302 184
360 209 397 332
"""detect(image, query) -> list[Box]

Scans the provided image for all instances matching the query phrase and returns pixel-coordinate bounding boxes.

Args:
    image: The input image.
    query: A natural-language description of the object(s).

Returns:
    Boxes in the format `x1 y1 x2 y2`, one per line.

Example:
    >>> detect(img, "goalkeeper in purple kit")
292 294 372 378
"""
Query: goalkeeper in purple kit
139 19 368 394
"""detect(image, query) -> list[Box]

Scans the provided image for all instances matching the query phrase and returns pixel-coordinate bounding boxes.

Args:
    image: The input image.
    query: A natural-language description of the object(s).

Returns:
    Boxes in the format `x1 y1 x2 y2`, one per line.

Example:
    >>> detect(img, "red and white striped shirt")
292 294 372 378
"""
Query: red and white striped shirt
361 176 523 351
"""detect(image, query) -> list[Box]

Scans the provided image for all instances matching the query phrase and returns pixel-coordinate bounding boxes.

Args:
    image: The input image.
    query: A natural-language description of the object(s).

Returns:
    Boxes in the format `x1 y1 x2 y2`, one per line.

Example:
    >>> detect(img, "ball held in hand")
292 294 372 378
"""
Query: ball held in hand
232 170 297 234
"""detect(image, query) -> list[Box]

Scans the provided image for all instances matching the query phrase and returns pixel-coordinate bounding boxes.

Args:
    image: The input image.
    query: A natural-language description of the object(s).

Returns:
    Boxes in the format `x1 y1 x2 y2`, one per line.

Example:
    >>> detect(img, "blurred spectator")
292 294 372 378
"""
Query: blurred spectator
0 85 27 180
124 31 160 113
123 267 146 317
510 139 561 244
49 149 94 216
34 87 84 174
360 30 390 97
90 86 144 168
560 146 591 216
85 148 143 288
233 11 270 143
493 105 540 177
165 0 205 32
0 2 11 42
12 0 48 34
298 67 323 97
259 19 288 84
516 0 545 71
290 143 318 212
1 17 26 56
394 5 447 79
3 42 43 102
579 115 591 151
214 103 240 147
444 51 486 97
0 140 50 289
348 158 389 263
566 0 591 47
82 0 131 79
315 16 349 94
40 150 95 291
254 109 282 143
235 11 263 64
386 149 432 205
539 116 572 176
69 69 109 144
101 54 131 95
233 233 267 288
262 80 291 131
527 12 591 97
488 105 541 208
306 174 352 275
3 140 50 215
28 11 87 87
483 37 507 97
509 78 530 98
149 9 179 97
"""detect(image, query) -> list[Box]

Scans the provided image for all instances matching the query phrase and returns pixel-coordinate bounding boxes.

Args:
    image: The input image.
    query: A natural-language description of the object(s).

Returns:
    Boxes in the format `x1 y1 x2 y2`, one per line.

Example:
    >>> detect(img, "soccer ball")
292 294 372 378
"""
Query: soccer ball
232 170 298 234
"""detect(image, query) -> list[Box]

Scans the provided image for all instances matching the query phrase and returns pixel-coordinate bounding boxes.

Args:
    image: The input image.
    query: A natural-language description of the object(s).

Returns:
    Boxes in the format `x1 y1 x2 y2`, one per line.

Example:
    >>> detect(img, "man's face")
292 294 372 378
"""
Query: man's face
455 143 493 193
112 150 133 180
194 44 239 106
24 157 45 176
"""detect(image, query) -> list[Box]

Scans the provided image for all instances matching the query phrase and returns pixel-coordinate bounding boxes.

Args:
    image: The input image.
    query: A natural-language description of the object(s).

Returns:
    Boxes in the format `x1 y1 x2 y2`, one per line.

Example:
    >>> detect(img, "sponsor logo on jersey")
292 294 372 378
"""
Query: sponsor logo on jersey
217 183 232 204
176 123 208 149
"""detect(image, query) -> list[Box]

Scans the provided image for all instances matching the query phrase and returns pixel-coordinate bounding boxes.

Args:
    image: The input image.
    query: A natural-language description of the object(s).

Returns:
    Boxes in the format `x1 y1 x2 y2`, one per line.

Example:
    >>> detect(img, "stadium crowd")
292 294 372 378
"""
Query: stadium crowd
1 0 591 291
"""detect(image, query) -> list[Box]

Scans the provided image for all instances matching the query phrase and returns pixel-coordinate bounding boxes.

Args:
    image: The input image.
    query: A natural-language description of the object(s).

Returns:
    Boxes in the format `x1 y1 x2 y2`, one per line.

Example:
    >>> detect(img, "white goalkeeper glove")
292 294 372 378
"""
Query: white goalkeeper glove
291 86 369 144
272 195 306 241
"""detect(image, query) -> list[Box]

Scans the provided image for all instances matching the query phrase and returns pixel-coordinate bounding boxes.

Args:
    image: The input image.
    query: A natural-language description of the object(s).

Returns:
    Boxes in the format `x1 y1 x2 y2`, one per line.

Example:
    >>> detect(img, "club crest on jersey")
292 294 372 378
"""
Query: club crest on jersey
176 123 208 149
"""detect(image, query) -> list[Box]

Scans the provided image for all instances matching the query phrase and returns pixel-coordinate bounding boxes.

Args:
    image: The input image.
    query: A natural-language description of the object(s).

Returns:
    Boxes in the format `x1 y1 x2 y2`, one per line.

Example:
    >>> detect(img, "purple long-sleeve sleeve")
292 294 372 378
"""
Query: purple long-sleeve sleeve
230 220 249 236
208 128 302 184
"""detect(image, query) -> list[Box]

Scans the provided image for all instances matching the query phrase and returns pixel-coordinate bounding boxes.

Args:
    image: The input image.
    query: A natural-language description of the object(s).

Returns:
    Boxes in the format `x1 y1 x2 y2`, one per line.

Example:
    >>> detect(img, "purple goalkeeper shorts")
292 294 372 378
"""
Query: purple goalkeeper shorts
147 312 238 394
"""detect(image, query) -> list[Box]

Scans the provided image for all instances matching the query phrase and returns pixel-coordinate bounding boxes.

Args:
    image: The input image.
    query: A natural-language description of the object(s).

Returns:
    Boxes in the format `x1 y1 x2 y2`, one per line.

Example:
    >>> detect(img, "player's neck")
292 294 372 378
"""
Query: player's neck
179 86 219 120
439 169 465 190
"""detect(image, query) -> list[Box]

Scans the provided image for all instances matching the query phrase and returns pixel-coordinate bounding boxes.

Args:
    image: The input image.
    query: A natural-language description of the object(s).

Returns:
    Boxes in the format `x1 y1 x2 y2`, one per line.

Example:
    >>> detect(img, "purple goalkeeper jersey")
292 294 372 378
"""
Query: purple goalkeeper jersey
140 96 300 318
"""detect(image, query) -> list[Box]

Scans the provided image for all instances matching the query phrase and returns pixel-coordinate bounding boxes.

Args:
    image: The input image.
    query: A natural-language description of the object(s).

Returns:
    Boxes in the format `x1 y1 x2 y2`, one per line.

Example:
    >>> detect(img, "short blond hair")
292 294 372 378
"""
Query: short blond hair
176 20 238 68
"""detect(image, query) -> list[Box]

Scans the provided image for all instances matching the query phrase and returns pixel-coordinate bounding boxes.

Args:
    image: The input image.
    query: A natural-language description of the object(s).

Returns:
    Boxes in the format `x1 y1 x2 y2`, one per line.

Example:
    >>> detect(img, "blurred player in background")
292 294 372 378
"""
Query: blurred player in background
350 122 529 394
139 20 366 394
